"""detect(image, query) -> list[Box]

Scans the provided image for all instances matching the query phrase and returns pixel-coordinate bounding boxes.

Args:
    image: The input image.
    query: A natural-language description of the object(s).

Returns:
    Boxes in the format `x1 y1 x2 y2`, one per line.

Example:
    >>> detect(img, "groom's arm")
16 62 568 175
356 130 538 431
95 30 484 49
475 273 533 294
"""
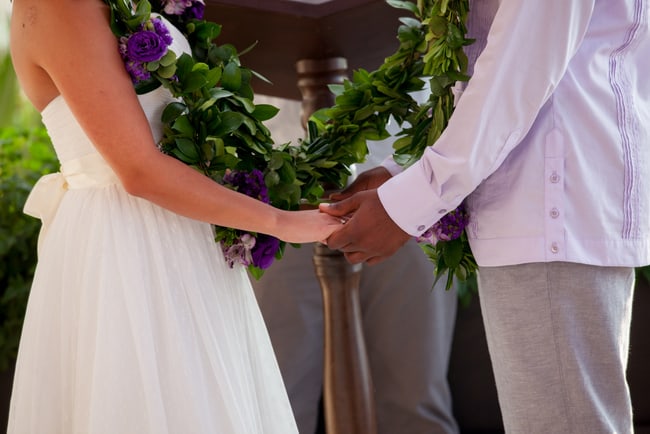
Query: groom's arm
324 0 594 263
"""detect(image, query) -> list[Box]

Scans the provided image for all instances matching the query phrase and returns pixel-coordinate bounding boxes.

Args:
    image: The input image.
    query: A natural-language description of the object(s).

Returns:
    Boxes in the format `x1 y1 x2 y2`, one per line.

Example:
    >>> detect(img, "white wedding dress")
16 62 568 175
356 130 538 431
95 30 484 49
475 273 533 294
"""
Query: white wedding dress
7 17 298 434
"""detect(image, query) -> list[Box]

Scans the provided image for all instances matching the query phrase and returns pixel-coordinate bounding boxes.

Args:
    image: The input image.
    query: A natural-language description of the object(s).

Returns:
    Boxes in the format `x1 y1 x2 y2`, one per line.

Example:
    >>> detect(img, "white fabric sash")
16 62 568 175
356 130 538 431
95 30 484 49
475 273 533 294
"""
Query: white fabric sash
24 153 119 247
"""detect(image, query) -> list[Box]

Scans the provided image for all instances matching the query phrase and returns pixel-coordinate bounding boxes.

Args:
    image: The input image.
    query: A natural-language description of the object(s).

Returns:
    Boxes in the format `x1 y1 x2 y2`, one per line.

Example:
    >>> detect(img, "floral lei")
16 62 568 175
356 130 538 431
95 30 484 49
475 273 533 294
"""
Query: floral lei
104 0 477 297
302 0 478 300
102 0 357 278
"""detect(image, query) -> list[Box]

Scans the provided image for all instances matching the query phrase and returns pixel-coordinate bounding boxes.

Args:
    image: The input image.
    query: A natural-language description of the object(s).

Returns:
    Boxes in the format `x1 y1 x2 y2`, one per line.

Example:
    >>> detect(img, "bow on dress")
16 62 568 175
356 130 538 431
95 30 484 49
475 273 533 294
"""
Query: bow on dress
23 153 119 253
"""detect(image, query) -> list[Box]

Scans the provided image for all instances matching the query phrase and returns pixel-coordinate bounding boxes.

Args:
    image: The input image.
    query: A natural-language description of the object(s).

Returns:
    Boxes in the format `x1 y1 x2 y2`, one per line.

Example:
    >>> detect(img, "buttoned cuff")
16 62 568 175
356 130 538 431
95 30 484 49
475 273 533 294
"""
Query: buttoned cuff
377 162 455 237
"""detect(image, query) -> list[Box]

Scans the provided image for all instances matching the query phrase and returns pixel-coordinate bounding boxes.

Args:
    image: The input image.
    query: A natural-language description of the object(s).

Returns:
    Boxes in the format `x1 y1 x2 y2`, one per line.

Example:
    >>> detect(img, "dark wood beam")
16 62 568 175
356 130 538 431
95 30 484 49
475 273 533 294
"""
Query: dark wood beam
205 0 403 100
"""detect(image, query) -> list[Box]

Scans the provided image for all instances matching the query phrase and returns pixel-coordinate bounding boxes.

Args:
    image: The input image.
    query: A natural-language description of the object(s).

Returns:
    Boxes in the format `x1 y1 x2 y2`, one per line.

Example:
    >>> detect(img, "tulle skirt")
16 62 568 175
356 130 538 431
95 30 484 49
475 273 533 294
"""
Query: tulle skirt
8 183 298 434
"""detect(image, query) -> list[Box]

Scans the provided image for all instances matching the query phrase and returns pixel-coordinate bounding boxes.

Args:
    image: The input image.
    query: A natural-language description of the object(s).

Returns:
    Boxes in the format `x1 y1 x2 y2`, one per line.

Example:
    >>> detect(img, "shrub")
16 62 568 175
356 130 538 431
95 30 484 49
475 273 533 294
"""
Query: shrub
0 125 57 370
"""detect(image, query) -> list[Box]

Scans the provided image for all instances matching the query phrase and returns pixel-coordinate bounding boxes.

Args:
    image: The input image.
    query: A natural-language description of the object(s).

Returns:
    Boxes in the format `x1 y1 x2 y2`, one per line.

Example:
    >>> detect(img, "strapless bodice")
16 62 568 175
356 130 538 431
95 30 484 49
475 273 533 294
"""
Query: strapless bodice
40 13 191 165
41 86 177 164
26 15 191 237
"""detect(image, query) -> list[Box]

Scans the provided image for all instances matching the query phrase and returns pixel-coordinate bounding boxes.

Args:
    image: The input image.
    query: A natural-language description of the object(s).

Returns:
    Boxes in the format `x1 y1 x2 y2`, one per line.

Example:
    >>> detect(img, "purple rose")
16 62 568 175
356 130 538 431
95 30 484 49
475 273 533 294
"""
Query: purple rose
126 30 168 63
251 234 280 269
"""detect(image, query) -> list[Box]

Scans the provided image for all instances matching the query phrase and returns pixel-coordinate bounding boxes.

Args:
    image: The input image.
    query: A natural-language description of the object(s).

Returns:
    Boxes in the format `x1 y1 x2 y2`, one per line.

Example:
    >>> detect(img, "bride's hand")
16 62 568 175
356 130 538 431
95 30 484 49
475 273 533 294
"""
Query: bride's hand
274 209 345 244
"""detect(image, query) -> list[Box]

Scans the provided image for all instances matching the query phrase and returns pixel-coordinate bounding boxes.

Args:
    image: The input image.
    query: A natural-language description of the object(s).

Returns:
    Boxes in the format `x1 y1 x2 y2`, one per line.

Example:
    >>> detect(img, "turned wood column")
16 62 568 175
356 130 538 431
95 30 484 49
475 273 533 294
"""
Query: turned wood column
296 57 377 434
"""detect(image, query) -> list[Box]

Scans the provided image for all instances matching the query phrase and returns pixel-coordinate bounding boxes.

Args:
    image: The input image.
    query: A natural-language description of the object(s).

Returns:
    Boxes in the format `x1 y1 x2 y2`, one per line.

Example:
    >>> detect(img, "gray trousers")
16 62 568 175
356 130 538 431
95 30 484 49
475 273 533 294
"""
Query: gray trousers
478 262 635 433
252 240 459 434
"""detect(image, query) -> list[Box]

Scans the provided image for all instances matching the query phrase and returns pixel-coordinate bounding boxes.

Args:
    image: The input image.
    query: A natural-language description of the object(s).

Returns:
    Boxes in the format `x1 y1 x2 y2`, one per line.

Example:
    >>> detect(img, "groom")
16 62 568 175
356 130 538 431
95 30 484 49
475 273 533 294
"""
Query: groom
320 1 649 433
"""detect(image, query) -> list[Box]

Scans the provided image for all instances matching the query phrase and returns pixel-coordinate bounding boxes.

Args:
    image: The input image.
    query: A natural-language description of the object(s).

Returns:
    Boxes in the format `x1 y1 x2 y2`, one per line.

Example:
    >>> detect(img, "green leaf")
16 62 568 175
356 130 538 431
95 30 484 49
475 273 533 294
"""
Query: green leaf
204 67 223 89
386 0 418 14
252 104 280 121
442 238 464 269
222 62 242 91
182 71 209 93
161 102 187 124
268 152 285 170
172 115 194 136
157 64 177 79
175 137 200 161
264 170 281 187
213 111 245 136
159 50 177 67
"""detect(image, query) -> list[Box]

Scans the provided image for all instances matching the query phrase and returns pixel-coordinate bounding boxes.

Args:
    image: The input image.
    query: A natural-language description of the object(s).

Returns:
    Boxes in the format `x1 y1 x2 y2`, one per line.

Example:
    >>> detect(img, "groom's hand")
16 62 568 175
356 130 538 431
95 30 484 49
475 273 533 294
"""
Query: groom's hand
319 189 410 265
329 166 392 201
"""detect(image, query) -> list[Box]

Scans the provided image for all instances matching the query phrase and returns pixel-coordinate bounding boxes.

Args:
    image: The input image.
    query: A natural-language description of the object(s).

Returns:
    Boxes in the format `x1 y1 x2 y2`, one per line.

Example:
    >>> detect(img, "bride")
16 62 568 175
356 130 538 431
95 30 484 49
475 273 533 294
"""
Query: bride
7 0 342 432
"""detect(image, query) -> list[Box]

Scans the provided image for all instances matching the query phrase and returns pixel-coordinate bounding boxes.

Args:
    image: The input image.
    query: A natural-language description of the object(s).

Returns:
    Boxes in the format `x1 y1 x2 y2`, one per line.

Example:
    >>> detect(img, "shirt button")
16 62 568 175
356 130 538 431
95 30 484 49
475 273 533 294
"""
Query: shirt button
550 242 559 254
550 171 560 183
417 225 426 232
550 207 560 218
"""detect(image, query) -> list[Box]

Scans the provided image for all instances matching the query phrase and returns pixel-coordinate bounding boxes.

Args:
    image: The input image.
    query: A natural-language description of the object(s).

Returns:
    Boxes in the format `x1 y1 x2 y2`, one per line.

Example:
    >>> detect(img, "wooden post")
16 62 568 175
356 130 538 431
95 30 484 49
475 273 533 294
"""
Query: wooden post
296 57 377 434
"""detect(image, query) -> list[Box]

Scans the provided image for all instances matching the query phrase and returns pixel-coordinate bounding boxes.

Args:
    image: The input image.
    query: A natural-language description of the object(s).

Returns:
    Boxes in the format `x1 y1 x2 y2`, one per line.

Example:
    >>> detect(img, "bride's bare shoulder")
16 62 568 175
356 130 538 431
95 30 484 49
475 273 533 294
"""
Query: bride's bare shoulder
10 0 112 111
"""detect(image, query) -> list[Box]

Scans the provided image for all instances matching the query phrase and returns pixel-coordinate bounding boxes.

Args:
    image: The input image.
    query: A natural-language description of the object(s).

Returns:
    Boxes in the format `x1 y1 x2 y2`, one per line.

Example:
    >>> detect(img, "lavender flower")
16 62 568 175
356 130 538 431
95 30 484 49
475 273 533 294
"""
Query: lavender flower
222 233 256 268
433 205 469 241
218 169 276 269
162 0 189 15
162 0 205 19
223 169 270 203
417 205 469 244
151 17 173 46
251 234 280 269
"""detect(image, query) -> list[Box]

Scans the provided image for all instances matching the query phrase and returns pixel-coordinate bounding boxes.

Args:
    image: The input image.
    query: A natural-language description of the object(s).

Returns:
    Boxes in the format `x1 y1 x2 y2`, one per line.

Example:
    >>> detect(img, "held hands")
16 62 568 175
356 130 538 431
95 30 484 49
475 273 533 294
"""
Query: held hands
275 209 345 245
319 167 410 265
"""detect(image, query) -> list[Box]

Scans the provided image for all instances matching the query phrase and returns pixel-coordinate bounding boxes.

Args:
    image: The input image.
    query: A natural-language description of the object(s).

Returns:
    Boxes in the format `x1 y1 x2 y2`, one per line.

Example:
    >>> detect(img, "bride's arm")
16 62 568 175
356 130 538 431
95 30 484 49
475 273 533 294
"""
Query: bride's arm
14 0 341 244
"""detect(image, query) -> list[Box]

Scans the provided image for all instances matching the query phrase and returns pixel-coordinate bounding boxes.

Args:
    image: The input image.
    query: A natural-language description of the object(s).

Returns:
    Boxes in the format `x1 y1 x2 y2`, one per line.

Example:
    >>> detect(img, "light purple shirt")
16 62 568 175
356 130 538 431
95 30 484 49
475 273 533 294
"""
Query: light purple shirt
378 0 650 267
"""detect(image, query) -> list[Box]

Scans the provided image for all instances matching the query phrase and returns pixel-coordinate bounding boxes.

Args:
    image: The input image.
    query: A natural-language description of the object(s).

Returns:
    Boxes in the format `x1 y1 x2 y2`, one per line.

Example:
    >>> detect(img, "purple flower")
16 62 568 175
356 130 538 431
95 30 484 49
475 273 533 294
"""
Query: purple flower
118 18 173 84
152 17 173 46
223 169 269 203
162 0 205 19
222 233 256 268
183 1 205 20
251 234 280 269
417 205 469 244
432 205 469 241
124 60 152 82
162 0 190 15
126 30 168 63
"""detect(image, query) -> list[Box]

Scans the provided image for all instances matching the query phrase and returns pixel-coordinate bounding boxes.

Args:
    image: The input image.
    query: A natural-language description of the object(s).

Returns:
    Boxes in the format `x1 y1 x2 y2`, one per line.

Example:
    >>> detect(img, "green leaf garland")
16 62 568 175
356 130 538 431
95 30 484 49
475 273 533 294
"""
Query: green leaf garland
303 0 477 292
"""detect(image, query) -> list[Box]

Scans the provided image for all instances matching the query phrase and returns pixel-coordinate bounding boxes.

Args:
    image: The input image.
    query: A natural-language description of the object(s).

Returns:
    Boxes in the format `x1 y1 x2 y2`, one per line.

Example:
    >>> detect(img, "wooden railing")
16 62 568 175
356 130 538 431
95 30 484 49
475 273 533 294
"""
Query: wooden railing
297 57 378 434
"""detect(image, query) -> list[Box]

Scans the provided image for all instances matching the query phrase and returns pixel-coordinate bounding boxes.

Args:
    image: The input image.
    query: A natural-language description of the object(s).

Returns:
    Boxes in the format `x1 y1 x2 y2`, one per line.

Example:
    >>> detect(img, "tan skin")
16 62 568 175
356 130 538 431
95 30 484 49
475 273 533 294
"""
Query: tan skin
321 166 410 265
10 0 343 244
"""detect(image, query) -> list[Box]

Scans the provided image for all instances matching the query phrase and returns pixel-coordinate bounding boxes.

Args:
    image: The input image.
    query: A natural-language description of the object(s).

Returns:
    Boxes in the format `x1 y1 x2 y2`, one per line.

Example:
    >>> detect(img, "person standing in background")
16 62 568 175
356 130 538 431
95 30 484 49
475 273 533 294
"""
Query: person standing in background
252 94 459 434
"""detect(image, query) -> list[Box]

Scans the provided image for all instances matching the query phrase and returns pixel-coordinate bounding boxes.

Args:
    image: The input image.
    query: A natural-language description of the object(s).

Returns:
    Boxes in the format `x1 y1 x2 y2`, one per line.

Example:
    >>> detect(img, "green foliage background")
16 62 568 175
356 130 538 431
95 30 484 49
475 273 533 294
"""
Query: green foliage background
0 48 58 371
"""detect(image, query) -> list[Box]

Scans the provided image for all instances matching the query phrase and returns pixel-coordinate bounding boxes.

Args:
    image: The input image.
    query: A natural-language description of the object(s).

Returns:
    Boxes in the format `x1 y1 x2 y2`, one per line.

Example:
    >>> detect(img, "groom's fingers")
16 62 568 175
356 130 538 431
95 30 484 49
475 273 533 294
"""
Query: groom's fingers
325 224 355 251
319 195 359 218
343 250 387 265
